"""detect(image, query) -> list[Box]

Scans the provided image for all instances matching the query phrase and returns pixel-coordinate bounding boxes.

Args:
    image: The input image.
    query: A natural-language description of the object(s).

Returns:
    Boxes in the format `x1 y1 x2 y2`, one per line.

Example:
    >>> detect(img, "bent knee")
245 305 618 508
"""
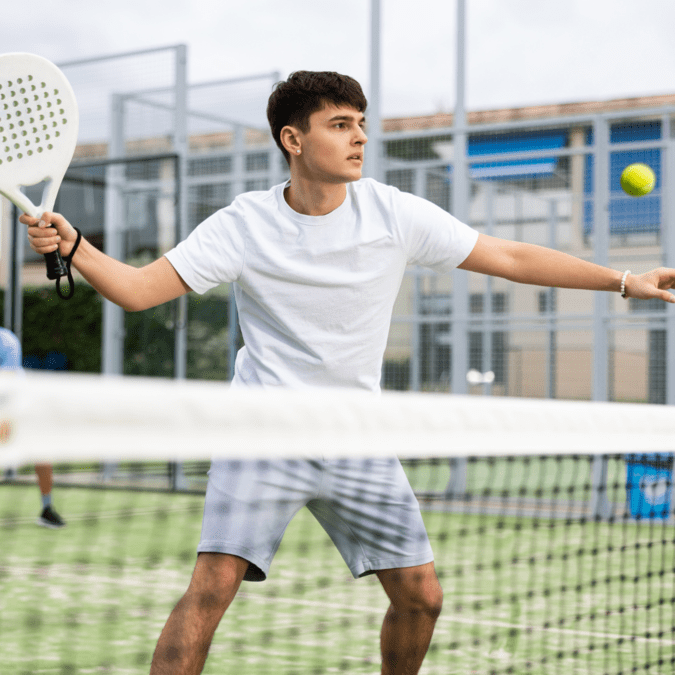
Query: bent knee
396 584 443 619
420 585 443 619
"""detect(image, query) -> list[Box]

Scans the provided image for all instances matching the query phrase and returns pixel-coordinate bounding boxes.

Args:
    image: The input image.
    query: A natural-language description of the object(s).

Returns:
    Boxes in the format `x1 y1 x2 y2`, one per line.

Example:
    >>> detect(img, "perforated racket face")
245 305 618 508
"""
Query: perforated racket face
0 53 79 217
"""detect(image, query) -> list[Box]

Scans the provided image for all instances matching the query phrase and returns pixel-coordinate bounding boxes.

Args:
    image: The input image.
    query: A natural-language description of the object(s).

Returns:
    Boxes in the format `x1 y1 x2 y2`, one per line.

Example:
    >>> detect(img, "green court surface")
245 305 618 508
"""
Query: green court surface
0 482 673 674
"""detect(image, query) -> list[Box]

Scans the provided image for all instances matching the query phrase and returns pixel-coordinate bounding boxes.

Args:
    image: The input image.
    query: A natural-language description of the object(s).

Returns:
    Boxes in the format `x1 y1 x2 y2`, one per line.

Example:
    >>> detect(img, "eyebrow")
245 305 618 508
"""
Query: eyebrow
327 114 367 125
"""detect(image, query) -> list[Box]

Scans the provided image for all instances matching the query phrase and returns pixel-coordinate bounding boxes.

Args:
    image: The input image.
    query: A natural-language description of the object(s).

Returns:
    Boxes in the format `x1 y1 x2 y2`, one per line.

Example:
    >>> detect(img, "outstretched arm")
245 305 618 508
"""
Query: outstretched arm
458 234 675 304
21 212 192 312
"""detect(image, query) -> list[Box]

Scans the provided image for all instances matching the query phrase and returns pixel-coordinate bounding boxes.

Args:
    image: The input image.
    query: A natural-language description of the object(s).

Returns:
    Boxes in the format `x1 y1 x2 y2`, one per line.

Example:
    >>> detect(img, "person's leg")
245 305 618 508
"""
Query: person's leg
307 458 438 673
150 552 249 675
35 463 66 527
35 463 53 499
376 562 443 675
154 458 316 673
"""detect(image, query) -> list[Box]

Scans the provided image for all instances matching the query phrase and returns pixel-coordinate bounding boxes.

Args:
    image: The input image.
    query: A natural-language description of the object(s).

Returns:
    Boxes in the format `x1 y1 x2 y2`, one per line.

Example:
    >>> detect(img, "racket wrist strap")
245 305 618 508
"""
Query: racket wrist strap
55 228 82 300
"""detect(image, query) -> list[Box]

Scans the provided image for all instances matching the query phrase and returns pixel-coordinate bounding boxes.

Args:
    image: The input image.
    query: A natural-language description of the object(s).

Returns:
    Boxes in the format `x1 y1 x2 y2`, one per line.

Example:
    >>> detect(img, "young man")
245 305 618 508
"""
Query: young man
22 71 675 675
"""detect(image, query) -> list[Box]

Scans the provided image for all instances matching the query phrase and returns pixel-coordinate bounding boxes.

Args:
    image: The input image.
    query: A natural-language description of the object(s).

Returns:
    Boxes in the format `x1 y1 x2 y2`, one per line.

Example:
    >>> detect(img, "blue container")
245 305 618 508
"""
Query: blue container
625 453 673 520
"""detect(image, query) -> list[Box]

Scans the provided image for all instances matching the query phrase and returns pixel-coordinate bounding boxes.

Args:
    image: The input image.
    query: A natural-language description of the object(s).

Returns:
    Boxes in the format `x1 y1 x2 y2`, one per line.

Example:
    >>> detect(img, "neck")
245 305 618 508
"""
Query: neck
284 171 348 216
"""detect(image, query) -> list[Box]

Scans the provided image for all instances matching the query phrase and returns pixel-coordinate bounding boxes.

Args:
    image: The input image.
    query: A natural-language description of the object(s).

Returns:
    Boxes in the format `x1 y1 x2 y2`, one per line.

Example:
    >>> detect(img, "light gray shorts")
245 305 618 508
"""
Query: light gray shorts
198 457 434 582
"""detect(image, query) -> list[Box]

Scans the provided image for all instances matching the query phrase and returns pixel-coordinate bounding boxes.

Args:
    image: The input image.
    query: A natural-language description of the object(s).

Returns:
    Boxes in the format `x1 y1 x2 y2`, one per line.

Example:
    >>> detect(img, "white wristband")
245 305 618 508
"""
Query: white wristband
620 270 631 299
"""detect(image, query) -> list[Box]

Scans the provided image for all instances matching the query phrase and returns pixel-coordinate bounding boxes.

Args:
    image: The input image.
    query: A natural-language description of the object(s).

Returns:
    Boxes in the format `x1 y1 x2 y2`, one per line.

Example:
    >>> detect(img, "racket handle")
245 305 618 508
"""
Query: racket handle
44 250 68 280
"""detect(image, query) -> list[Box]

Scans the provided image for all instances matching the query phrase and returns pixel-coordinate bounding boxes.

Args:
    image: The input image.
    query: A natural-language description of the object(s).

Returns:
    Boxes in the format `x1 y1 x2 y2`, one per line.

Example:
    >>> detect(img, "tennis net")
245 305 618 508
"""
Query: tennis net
1 371 674 674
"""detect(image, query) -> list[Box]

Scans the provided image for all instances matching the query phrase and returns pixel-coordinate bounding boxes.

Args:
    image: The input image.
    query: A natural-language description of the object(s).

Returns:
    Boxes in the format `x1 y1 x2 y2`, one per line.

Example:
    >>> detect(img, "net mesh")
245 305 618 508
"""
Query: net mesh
1 372 674 674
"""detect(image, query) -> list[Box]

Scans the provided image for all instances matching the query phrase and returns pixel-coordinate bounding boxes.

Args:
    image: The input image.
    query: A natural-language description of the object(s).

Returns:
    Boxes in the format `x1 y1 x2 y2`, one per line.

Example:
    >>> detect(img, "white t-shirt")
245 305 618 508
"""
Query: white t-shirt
165 178 478 392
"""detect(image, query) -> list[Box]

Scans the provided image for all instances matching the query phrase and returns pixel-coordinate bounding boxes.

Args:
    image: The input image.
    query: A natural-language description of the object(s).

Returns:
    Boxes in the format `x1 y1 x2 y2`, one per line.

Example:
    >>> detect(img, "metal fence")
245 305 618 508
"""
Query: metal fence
3 46 675 407
382 111 675 404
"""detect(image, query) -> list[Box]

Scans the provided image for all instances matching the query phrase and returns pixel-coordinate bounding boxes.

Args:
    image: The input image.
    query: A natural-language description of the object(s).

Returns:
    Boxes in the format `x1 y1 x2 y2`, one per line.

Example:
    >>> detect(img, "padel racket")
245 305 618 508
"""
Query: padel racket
0 53 79 293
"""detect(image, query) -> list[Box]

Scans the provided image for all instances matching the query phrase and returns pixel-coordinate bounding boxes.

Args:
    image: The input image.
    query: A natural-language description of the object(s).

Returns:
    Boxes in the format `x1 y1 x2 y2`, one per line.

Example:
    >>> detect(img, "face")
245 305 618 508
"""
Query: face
286 104 368 184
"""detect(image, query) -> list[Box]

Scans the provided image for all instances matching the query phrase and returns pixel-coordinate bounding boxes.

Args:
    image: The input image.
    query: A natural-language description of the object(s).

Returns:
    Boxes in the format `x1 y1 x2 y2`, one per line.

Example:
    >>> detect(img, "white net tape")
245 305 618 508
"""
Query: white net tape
1 371 673 467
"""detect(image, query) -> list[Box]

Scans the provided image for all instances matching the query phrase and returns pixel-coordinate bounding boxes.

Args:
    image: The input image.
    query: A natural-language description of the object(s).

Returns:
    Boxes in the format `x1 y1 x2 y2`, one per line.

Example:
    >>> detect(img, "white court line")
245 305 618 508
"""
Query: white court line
1 561 670 649
234 591 674 647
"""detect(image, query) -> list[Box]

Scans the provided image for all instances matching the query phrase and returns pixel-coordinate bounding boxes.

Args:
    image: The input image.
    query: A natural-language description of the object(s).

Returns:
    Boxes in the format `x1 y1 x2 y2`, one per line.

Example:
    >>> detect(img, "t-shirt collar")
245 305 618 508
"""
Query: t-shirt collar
277 180 352 226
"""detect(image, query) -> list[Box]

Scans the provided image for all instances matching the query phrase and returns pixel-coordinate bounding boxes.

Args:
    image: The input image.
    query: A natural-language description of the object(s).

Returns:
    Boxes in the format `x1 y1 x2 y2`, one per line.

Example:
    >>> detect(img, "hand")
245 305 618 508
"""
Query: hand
19 212 79 258
624 268 675 304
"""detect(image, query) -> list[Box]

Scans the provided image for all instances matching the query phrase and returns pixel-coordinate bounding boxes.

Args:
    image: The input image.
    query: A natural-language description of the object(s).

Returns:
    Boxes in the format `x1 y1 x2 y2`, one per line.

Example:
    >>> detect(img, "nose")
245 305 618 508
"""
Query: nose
355 126 368 145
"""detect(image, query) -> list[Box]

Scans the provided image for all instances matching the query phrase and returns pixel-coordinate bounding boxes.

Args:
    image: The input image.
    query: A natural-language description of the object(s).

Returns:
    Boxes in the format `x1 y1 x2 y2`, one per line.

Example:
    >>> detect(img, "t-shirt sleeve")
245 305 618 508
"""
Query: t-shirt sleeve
164 207 246 295
398 190 478 273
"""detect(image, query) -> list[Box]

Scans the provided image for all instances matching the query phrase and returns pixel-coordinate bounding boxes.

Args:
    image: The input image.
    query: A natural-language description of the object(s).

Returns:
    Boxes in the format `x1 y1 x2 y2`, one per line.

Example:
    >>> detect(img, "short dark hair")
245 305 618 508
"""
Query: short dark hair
266 71 368 164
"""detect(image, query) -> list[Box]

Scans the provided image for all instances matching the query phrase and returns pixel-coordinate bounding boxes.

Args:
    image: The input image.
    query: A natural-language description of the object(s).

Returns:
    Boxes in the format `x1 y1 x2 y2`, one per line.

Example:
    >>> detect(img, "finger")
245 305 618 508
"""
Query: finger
31 243 61 255
27 225 58 238
32 233 61 246
38 212 75 238
39 211 67 228
19 214 40 225
30 236 61 254
658 269 675 289
662 291 675 304
27 223 60 249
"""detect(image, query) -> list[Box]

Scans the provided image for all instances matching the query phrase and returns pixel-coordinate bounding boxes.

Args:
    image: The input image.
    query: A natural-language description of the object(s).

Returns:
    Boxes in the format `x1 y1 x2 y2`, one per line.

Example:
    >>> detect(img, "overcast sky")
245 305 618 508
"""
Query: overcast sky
3 0 675 118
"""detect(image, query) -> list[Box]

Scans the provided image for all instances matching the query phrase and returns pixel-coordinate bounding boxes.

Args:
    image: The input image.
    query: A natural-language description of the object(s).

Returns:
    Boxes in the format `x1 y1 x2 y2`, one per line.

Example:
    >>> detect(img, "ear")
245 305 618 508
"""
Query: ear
280 125 302 157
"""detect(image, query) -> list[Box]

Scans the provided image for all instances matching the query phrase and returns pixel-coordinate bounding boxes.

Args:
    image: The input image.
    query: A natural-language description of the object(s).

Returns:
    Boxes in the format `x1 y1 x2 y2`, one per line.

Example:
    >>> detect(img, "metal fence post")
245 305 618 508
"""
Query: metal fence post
664 114 675 406
591 116 610 402
366 0 382 183
171 44 189 491
547 198 558 399
102 93 126 376
451 0 470 397
449 0 469 494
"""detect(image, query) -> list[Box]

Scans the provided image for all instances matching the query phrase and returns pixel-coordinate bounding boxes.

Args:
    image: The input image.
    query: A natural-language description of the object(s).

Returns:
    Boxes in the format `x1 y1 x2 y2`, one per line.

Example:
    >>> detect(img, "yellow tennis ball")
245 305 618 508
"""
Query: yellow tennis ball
620 163 655 197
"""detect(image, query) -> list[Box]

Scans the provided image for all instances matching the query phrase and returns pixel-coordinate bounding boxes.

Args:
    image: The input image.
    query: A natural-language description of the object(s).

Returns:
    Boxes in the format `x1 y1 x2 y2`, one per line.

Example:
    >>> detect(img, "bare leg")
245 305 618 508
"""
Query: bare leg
376 562 443 675
35 463 53 497
150 553 249 675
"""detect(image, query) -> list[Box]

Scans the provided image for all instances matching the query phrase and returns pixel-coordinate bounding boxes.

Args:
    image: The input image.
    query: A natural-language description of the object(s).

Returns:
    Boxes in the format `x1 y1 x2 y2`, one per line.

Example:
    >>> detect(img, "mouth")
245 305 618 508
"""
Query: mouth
348 155 363 163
